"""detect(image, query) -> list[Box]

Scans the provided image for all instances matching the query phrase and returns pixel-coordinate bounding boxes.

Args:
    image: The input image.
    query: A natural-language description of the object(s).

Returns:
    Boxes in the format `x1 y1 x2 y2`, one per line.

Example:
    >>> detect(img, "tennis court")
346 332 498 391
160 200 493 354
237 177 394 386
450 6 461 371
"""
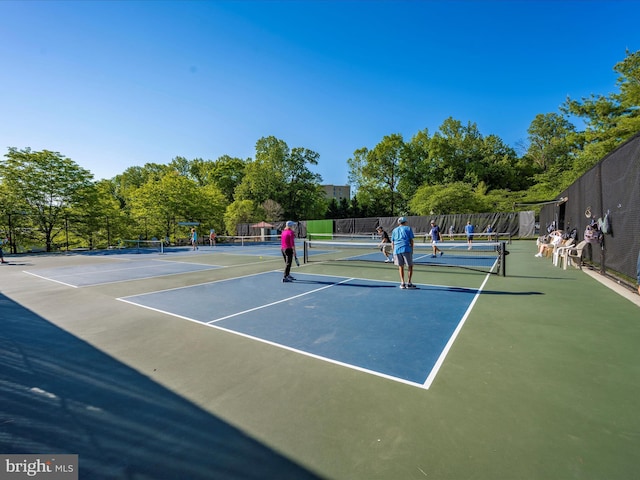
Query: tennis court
119 271 486 387
1 241 639 479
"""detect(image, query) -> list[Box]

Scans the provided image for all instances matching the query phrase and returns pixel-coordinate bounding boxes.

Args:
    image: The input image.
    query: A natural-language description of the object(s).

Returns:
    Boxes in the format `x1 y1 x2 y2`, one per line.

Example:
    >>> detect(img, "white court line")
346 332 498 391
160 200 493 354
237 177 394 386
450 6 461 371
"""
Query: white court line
206 277 354 324
118 269 286 299
422 272 491 389
23 262 220 288
202 321 429 389
22 271 79 288
41 261 200 278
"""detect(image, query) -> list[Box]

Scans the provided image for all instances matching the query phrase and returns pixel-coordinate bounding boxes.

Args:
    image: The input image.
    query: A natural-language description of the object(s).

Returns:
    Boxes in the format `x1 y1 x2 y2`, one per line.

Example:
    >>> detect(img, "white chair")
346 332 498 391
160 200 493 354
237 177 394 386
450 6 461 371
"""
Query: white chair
564 240 588 270
553 239 575 267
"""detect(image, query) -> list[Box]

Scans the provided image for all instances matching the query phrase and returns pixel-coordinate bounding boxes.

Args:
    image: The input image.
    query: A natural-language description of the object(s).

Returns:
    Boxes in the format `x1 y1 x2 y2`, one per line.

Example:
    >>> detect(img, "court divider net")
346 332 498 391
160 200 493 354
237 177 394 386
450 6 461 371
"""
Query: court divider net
120 239 164 254
216 235 281 246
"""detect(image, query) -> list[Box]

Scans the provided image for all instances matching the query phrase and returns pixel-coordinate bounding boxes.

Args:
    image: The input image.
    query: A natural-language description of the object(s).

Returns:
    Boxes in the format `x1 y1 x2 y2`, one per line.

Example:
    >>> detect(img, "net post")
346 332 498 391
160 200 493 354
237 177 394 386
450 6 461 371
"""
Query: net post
500 241 507 276
303 240 309 263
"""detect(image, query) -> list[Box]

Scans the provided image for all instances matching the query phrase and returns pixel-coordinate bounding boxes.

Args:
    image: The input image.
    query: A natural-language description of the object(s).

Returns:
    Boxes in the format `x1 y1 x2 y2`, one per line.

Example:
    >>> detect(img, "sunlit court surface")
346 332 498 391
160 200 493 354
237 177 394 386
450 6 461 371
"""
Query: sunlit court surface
1 241 639 479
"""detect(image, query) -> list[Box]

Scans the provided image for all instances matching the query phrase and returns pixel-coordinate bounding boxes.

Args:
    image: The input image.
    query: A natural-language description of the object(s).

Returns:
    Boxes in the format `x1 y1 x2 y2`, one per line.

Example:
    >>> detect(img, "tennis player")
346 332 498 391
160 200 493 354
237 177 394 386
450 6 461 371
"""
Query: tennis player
281 221 297 283
391 217 416 289
429 220 444 257
376 226 392 263
190 227 198 251
465 221 474 250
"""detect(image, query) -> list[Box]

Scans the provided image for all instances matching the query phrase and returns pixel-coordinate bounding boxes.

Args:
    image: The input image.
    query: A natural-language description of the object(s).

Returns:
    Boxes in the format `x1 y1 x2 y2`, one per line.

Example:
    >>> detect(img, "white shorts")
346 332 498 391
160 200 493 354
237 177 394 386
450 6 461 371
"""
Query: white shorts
380 244 392 254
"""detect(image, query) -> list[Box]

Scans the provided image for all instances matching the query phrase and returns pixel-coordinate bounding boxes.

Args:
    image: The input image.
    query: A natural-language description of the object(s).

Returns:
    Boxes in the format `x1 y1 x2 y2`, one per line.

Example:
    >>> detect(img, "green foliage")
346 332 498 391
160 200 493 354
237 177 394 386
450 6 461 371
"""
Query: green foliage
128 172 226 241
224 199 265 235
409 182 489 215
347 135 410 217
235 136 324 220
1 148 95 251
398 129 430 203
561 49 640 176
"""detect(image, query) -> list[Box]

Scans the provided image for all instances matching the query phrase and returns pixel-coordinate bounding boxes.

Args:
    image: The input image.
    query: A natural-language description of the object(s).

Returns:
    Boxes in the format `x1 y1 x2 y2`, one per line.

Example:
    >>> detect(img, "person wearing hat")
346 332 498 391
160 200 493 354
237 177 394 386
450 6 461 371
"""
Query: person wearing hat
391 216 417 289
464 220 475 250
376 226 392 263
429 220 444 258
281 221 297 283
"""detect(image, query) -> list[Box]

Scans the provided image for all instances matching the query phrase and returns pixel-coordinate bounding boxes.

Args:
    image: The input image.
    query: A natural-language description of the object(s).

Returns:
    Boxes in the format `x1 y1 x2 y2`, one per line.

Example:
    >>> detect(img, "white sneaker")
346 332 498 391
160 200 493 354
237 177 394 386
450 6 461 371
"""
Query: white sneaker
535 253 542 257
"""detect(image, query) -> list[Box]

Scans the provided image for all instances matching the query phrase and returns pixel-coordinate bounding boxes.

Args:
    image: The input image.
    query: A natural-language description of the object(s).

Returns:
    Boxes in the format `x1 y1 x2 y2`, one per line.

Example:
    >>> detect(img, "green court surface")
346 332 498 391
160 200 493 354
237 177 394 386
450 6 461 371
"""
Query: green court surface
1 241 639 479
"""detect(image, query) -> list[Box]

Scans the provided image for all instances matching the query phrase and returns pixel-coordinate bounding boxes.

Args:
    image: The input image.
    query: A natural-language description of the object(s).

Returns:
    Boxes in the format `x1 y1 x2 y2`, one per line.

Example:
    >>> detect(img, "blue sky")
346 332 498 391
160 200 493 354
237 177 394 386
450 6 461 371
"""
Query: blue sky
1 1 638 186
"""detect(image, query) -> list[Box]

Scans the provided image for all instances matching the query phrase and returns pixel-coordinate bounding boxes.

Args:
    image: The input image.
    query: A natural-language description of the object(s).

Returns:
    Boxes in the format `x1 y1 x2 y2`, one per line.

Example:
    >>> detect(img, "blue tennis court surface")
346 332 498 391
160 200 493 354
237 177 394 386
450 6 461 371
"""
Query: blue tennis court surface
119 271 484 388
25 259 221 287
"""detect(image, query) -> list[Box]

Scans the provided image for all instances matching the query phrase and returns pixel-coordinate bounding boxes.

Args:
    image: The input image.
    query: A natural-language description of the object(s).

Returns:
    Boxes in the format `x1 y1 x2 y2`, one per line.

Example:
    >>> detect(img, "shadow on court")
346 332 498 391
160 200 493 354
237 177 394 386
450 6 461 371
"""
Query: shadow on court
292 278 543 296
0 293 322 480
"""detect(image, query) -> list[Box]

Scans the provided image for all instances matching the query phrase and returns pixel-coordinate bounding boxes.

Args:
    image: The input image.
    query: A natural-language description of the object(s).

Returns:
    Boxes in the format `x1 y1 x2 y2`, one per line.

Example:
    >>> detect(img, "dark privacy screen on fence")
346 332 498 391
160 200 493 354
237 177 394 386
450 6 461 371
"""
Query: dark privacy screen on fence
540 132 640 284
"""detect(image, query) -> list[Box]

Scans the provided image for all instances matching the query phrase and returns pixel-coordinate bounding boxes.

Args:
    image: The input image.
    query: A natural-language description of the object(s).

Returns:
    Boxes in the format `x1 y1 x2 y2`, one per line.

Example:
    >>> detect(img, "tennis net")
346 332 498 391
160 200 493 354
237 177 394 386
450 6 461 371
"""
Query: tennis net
117 239 165 254
303 239 508 275
215 235 281 246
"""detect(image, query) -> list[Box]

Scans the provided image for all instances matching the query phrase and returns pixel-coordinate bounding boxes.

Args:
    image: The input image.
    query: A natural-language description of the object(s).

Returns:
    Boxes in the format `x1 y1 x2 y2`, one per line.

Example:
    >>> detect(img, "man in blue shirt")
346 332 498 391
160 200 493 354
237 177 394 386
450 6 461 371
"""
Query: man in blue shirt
391 217 416 289
464 221 475 250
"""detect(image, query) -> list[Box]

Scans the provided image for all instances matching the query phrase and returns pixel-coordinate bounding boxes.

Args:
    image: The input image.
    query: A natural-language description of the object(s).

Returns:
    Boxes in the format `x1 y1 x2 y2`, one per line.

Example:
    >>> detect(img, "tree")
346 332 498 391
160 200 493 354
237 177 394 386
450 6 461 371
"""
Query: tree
189 155 247 202
478 134 526 191
426 118 482 186
128 172 226 241
1 148 95 251
346 135 405 216
398 129 431 204
65 179 126 249
224 200 264 235
562 49 640 173
235 136 324 220
409 182 488 215
261 199 284 222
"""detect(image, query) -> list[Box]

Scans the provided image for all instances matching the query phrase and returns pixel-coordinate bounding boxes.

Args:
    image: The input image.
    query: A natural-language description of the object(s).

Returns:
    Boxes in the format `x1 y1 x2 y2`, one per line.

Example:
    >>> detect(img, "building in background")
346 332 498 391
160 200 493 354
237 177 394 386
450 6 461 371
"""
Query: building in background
321 184 350 201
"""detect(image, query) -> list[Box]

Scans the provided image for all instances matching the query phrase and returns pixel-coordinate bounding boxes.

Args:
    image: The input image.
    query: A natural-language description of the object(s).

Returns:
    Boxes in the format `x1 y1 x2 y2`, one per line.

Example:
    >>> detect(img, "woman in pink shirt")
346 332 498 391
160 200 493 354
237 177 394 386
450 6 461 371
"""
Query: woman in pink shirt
281 221 297 282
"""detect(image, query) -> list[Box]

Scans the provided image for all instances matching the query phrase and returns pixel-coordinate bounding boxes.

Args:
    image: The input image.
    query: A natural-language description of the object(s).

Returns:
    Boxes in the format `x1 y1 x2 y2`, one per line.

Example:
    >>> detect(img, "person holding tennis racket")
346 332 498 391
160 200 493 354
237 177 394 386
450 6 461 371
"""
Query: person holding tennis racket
281 221 297 283
429 220 444 258
376 226 392 263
